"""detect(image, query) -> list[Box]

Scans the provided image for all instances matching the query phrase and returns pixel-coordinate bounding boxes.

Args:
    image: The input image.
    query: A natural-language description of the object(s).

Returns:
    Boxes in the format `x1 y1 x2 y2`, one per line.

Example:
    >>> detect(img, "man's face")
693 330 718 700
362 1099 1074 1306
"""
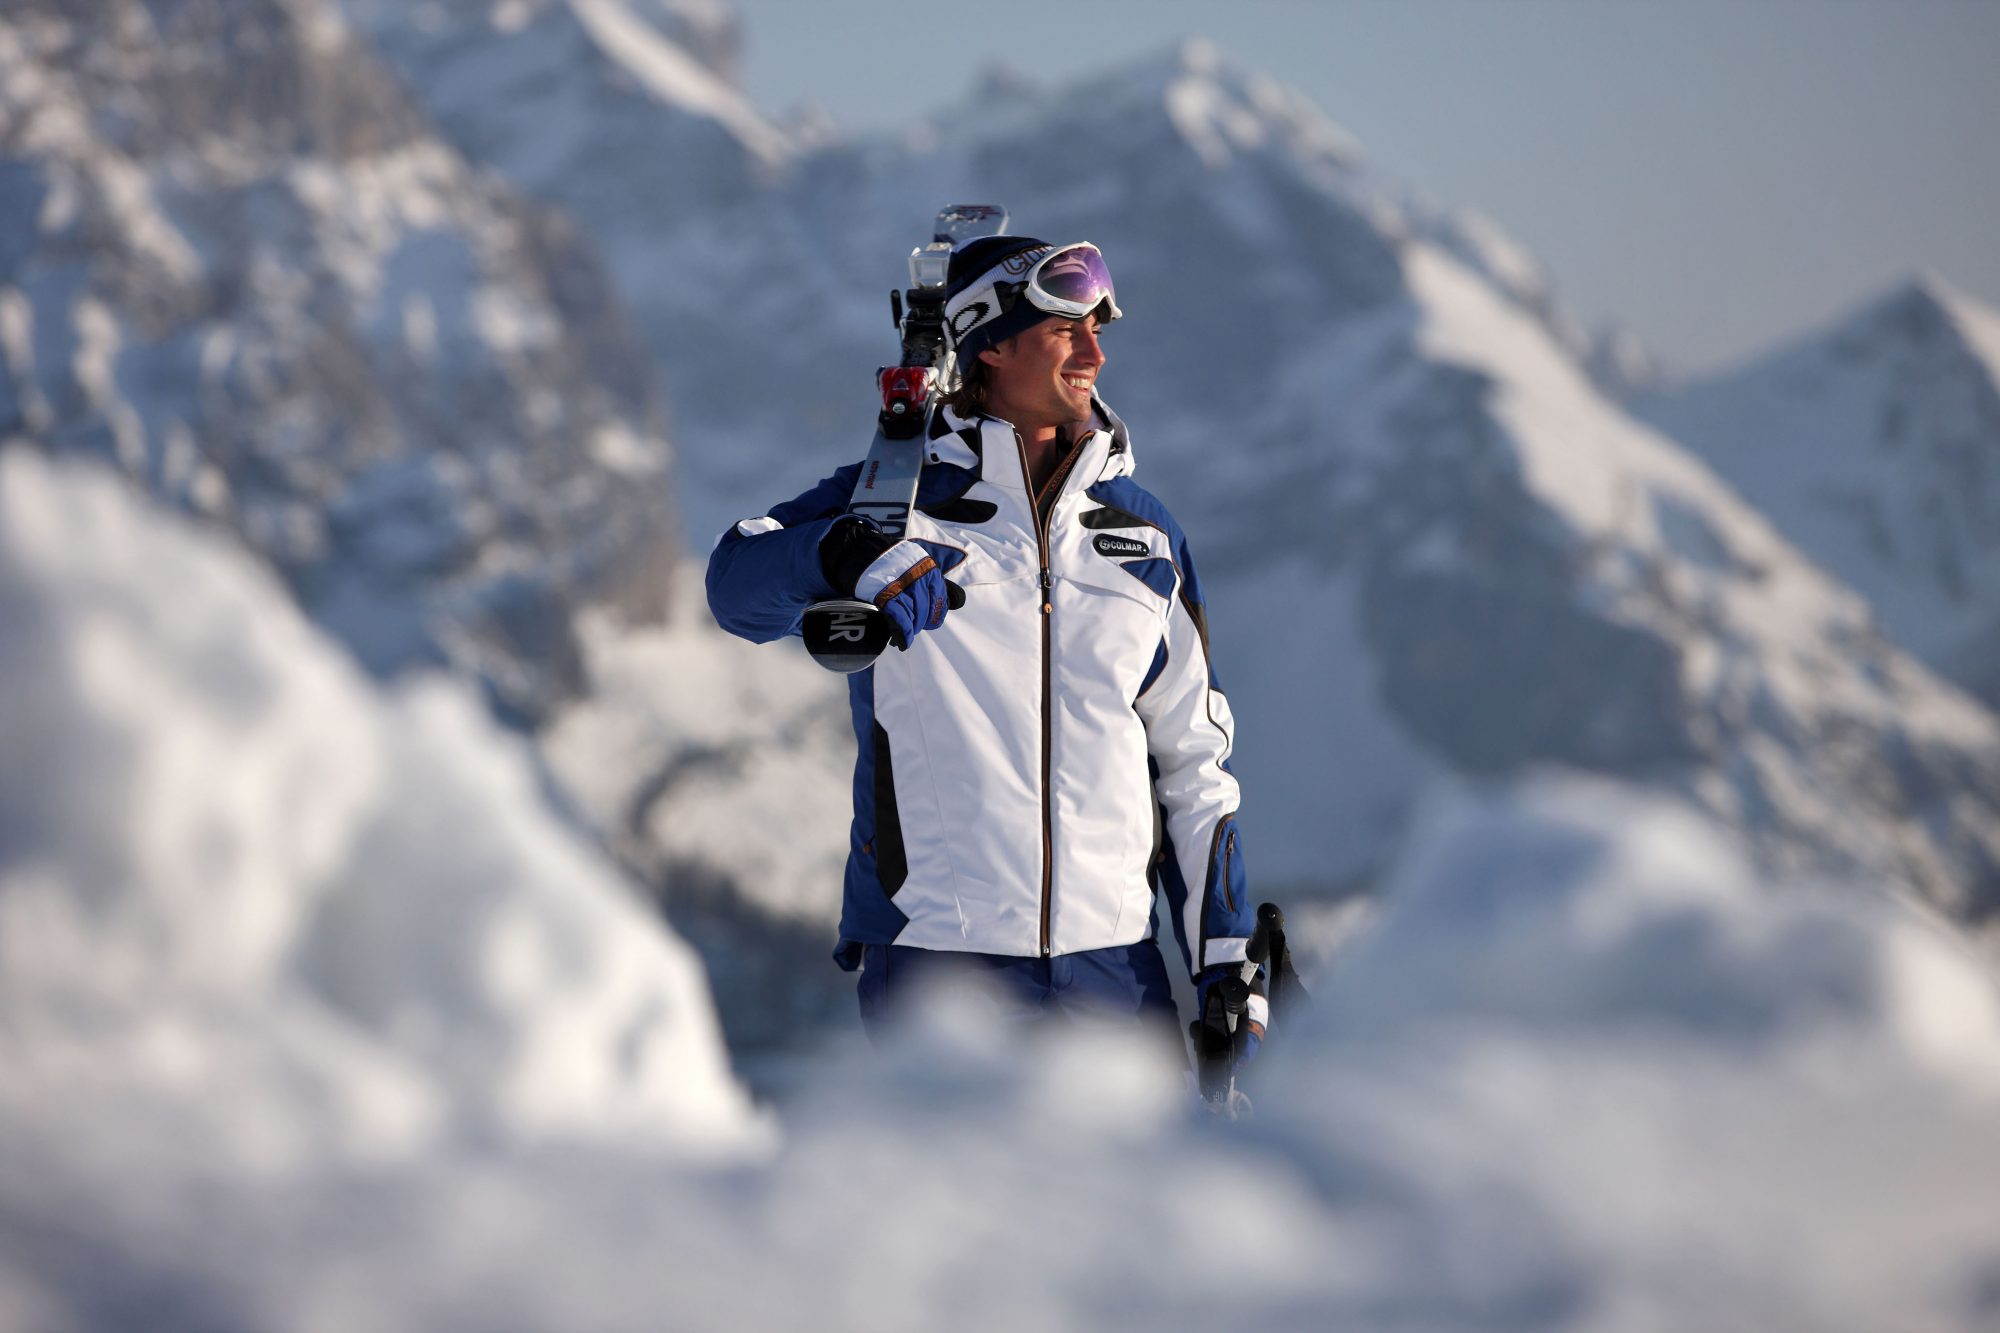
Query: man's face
979 312 1108 431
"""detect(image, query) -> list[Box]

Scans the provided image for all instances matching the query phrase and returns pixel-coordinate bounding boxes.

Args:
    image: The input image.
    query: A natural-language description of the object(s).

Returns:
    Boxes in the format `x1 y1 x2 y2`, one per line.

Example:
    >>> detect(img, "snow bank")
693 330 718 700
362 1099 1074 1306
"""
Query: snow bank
0 448 753 1177
5 448 1998 1329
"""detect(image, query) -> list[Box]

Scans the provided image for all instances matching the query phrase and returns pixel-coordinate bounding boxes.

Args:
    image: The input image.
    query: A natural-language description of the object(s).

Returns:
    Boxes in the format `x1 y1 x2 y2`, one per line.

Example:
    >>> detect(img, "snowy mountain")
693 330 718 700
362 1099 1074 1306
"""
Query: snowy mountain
1187 241 2000 916
1639 275 2000 709
21 2 1995 1052
0 0 682 723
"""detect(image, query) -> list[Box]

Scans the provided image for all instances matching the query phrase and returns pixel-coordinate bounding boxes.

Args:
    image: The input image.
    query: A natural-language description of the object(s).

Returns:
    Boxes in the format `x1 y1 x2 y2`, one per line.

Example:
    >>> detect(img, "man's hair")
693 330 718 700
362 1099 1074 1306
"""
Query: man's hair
945 338 1009 418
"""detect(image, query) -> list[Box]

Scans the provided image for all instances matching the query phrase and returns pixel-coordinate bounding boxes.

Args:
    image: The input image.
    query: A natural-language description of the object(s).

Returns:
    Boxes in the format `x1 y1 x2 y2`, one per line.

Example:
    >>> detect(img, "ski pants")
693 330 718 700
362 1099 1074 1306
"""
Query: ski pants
855 938 1185 1059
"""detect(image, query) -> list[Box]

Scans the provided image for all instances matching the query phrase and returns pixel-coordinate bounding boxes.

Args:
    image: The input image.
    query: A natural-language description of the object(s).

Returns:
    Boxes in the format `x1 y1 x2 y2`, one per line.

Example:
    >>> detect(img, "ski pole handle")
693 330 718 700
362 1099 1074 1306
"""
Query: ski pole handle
1256 901 1306 1019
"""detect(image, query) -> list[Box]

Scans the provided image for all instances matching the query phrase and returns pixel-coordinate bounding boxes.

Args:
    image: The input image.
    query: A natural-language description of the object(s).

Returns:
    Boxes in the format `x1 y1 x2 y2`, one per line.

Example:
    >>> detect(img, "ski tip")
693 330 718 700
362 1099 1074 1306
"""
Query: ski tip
803 599 895 673
934 204 1009 245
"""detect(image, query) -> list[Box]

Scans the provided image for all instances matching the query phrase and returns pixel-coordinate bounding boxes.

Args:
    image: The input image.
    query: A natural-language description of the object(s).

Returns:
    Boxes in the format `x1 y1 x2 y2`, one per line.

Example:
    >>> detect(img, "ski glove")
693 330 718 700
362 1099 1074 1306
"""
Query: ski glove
819 517 964 649
1195 964 1268 1077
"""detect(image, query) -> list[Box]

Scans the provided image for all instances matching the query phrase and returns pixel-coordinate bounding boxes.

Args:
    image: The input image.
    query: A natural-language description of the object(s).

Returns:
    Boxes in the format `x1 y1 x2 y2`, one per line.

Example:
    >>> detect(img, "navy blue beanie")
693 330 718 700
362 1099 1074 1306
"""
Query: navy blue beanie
944 235 1056 362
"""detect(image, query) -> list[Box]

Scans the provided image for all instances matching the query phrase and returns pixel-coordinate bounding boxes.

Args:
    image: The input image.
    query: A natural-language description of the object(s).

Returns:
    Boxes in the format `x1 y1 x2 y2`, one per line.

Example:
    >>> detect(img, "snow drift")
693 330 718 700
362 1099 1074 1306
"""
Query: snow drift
6 450 2000 1331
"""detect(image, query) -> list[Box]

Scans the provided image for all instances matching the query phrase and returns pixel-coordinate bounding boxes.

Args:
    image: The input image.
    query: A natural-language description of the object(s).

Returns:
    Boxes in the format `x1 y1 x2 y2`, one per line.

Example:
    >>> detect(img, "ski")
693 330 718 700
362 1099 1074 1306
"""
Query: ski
802 204 1008 673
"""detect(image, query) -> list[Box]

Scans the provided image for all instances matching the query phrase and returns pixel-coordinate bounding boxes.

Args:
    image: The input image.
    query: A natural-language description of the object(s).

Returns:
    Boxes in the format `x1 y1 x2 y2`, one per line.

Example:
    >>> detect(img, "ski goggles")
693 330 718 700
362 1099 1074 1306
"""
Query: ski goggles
944 242 1123 349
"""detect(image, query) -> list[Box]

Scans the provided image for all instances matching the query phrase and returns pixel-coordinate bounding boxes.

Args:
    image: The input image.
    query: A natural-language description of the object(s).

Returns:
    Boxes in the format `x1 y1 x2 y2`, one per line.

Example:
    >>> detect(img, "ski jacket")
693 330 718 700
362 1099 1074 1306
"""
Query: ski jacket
706 400 1256 978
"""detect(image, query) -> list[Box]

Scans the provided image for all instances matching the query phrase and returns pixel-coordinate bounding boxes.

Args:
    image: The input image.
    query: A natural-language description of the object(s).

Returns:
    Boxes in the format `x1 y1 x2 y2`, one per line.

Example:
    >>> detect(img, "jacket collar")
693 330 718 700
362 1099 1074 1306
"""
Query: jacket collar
937 394 1136 491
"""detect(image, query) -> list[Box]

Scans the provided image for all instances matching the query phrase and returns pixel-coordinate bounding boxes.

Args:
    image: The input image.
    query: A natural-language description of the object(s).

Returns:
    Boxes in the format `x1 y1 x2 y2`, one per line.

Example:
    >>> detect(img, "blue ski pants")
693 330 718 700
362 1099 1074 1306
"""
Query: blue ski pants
855 938 1184 1057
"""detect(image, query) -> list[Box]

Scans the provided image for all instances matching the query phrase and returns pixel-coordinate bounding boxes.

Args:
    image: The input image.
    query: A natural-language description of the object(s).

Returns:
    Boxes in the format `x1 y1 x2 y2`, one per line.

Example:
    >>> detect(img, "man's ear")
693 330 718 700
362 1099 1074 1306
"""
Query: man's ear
977 334 1018 370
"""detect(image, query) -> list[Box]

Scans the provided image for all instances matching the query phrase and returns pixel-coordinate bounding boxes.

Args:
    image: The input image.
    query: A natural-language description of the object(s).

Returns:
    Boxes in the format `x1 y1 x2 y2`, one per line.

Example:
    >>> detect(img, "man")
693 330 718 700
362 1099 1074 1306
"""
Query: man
706 235 1265 1079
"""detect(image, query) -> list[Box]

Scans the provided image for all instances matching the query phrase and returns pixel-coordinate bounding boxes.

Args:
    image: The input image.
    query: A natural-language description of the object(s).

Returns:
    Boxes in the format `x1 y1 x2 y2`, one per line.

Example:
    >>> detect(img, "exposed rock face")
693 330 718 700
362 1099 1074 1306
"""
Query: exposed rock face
0 0 681 724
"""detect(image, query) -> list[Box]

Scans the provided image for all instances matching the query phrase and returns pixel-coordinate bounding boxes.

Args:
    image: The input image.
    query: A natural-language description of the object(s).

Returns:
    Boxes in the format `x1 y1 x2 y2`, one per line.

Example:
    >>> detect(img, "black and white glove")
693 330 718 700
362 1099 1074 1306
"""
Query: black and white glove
1193 963 1268 1098
820 518 963 649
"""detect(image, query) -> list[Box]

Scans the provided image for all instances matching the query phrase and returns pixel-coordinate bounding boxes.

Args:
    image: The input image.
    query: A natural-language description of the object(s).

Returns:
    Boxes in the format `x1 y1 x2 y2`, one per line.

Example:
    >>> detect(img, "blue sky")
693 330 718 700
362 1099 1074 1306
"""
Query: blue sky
724 0 2000 379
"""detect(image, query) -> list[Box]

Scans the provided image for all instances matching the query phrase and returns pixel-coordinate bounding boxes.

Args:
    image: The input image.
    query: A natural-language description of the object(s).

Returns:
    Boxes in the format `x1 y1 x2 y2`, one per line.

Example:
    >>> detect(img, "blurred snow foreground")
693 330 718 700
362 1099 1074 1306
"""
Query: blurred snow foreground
5 449 2000 1331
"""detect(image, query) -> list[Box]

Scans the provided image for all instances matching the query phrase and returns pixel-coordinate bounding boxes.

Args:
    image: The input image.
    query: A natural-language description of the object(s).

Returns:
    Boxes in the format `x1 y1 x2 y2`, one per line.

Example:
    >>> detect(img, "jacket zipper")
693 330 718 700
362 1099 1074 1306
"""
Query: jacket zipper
1038 563 1054 956
1204 817 1240 918
1016 429 1061 957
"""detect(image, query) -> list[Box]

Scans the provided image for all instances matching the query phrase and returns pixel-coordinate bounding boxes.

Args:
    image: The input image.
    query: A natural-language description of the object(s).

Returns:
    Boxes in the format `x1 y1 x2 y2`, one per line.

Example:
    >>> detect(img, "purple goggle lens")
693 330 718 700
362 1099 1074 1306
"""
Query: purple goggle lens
1030 244 1116 314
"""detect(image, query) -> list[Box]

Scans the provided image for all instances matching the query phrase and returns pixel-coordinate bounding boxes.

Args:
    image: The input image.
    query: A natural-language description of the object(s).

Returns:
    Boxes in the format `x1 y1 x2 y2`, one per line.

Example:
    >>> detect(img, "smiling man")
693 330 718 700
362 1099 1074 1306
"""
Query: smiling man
707 235 1266 1079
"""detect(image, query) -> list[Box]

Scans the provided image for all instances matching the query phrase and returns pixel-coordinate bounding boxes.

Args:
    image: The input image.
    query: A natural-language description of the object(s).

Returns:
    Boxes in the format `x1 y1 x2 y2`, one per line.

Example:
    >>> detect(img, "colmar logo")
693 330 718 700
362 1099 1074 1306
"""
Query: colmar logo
1092 534 1150 559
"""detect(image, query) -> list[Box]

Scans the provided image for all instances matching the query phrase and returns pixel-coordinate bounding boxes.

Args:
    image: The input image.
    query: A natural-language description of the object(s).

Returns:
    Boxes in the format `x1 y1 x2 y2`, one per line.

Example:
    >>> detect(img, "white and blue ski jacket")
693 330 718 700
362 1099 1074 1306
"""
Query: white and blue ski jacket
706 401 1256 978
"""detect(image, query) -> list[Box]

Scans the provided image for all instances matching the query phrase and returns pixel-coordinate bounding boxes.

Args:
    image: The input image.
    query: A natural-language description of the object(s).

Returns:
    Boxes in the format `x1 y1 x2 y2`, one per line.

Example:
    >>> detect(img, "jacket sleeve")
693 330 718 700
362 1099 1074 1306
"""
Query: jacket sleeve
1134 522 1257 978
705 464 863 643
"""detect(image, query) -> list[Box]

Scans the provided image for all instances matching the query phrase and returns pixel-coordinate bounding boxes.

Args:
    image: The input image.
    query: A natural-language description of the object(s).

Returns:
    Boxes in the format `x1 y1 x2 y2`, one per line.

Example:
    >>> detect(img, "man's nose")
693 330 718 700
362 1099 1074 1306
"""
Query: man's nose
1073 323 1106 367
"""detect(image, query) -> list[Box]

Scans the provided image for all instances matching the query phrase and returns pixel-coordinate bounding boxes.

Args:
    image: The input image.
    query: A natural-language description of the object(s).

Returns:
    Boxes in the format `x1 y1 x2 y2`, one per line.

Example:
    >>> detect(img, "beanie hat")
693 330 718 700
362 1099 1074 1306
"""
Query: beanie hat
943 235 1057 362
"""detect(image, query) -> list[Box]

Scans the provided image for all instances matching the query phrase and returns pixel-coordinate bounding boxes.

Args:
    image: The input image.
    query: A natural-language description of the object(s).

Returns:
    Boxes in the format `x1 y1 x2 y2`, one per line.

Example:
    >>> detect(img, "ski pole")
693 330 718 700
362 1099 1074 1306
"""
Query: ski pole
1258 901 1309 1018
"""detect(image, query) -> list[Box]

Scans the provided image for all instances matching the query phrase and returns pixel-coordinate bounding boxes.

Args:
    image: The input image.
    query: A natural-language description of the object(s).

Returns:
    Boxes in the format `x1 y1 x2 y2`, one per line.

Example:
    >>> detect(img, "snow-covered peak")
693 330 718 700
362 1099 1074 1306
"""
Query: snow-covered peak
871 41 1620 411
401 0 760 135
1661 271 2000 423
1639 272 2000 705
1839 271 2000 378
353 0 790 175
565 0 777 158
919 38 1367 182
617 0 746 87
1126 36 1368 174
1933 276 2000 373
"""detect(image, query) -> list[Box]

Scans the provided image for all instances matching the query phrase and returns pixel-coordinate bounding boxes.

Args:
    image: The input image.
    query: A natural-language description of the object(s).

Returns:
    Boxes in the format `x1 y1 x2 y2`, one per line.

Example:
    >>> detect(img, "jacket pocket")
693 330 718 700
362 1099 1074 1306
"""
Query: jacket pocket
1206 814 1243 916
